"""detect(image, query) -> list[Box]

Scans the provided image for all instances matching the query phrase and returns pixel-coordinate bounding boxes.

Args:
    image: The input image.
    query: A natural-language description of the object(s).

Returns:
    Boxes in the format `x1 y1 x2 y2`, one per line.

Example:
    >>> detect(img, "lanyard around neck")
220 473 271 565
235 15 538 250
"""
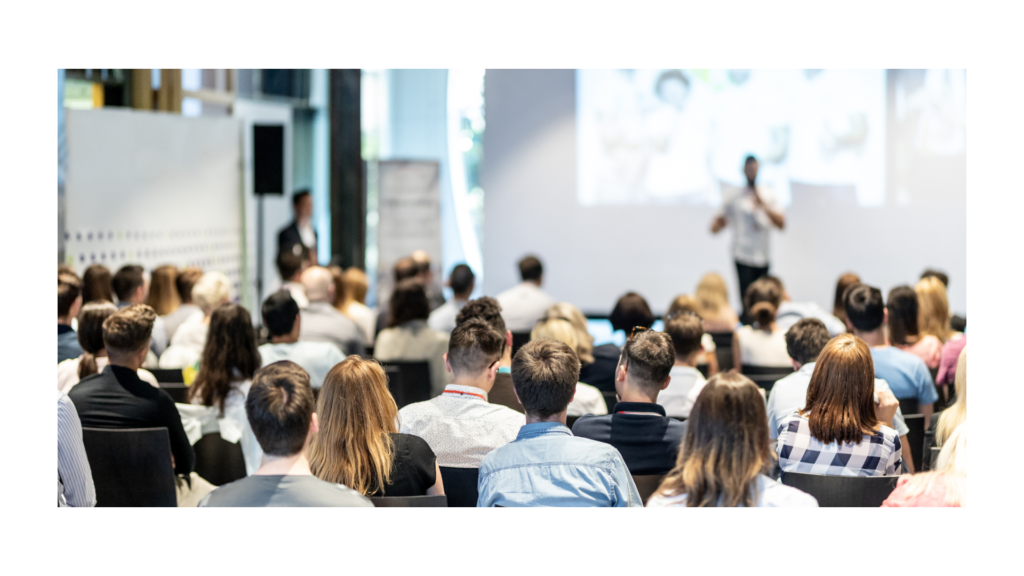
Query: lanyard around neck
444 389 486 401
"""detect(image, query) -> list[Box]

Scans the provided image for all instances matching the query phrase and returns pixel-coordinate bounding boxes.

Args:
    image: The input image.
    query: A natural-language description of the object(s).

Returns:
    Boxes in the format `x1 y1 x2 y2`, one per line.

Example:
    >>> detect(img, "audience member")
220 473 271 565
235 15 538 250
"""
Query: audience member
411 249 446 311
373 256 420 336
68 304 195 476
936 335 966 387
428 263 475 334
58 272 84 363
694 272 739 333
921 269 966 332
399 319 524 468
925 347 967 469
309 357 443 497
160 271 232 369
530 317 607 417
336 267 377 347
832 272 861 327
299 266 366 356
496 255 556 332
259 290 345 389
82 263 114 304
915 276 961 344
161 266 202 342
58 301 159 393
455 297 522 413
666 295 719 374
58 391 96 507
844 284 938 421
659 312 708 417
199 361 372 507
887 285 942 369
768 275 846 336
732 278 790 369
477 339 642 507
112 264 169 356
543 302 620 392
146 265 180 316
648 373 818 507
609 292 655 337
776 334 903 476
374 279 451 397
573 330 685 475
883 421 966 507
278 248 310 309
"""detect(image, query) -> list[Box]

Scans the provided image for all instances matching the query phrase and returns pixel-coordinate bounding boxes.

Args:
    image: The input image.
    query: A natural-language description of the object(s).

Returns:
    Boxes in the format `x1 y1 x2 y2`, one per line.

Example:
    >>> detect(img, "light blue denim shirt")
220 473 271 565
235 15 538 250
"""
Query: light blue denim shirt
476 422 643 507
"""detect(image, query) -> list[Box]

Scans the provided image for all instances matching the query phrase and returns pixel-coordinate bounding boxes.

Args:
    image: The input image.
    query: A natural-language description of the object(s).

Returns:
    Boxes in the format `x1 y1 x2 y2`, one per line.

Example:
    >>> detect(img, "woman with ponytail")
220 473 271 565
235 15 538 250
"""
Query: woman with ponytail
732 277 791 370
57 301 159 393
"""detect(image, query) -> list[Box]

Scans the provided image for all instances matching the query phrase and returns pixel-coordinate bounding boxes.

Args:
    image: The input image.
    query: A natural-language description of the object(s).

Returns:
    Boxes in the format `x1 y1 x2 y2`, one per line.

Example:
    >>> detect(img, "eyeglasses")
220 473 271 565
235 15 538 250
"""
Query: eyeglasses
664 310 703 323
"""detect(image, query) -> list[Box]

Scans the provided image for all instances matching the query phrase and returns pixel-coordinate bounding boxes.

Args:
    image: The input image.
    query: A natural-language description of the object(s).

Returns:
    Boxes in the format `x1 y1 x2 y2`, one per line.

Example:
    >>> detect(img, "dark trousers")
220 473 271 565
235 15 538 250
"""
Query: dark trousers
736 260 769 324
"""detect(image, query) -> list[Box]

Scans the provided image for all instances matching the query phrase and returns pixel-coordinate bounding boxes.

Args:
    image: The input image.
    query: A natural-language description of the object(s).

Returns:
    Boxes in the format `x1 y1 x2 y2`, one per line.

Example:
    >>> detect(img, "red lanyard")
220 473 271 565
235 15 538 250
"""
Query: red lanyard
444 389 486 401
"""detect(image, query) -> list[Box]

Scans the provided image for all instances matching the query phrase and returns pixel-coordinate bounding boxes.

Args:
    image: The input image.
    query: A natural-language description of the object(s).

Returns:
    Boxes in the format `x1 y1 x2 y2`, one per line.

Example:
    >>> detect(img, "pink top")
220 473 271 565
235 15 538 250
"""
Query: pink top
894 335 943 369
936 335 967 386
881 474 960 507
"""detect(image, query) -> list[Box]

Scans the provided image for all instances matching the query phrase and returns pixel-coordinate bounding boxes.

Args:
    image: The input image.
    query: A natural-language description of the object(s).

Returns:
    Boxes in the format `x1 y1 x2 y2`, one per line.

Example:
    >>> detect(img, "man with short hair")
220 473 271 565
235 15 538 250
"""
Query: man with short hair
259 290 345 389
455 297 523 413
573 330 686 475
658 312 708 417
278 190 318 265
844 284 938 423
399 319 524 468
58 272 84 363
767 317 917 471
68 304 195 476
477 339 642 507
112 264 168 356
199 361 372 507
277 248 310 309
495 255 556 333
428 264 475 334
298 266 365 356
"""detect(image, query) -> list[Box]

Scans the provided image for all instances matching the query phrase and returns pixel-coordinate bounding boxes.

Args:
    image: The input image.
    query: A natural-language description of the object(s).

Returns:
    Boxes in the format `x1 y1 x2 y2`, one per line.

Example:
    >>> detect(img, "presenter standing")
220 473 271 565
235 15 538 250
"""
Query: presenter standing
710 156 785 322
278 190 317 266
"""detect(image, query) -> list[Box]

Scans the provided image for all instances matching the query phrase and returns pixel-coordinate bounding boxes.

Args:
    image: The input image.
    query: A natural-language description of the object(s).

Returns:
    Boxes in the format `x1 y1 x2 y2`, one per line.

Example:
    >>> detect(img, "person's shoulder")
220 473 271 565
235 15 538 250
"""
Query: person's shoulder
57 391 76 414
298 477 374 507
646 491 687 508
568 433 626 462
572 413 611 436
394 432 435 456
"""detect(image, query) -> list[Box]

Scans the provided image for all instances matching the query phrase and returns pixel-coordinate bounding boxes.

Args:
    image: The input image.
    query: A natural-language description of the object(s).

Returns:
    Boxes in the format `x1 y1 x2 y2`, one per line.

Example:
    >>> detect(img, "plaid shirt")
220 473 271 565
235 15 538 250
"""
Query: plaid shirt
777 413 902 476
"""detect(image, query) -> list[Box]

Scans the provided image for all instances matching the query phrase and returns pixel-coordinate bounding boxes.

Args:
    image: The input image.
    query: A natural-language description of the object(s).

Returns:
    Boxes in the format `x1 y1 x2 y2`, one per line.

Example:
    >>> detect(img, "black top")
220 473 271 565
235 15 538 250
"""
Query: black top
199 475 373 507
488 372 524 414
572 402 686 475
578 344 621 393
68 365 195 475
369 433 437 497
277 221 316 257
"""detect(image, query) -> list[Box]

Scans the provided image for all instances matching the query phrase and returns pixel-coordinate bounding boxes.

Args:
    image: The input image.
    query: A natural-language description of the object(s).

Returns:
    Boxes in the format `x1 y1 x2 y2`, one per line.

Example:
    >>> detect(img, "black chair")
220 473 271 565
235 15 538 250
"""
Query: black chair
566 415 580 430
740 365 794 395
510 332 532 360
378 361 432 408
370 495 448 507
926 447 942 471
902 414 925 473
696 364 710 379
81 427 177 507
781 471 898 507
193 433 247 487
150 369 187 403
602 391 618 414
632 474 666 505
439 467 480 508
709 332 734 376
898 398 919 416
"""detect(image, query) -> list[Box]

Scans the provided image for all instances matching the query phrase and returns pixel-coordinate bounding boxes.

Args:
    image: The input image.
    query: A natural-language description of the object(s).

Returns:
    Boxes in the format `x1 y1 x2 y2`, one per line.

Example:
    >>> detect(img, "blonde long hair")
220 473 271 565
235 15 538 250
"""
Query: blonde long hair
542 303 595 365
339 267 370 312
915 276 953 343
695 273 730 319
308 357 397 495
889 421 966 506
936 346 967 447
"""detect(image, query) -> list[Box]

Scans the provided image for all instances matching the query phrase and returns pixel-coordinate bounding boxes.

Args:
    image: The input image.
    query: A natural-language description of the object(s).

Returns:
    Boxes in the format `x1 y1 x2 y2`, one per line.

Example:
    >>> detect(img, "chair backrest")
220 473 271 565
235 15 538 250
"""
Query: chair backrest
898 397 920 416
438 467 480 508
370 494 448 507
740 365 794 395
632 474 666 505
193 433 248 487
709 331 734 373
150 369 188 402
696 364 710 379
927 447 942 471
510 332 532 360
378 361 432 408
902 414 926 473
566 415 580 430
81 427 177 507
781 471 899 507
601 391 618 414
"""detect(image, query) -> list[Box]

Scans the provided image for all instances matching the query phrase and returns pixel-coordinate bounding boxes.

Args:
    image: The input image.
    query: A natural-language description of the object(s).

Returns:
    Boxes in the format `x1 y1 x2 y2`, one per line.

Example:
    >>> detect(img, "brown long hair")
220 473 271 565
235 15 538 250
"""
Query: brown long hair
800 334 879 445
76 301 117 379
187 304 261 415
833 272 861 324
744 278 781 329
146 265 180 316
656 373 773 507
82 264 114 304
308 357 397 495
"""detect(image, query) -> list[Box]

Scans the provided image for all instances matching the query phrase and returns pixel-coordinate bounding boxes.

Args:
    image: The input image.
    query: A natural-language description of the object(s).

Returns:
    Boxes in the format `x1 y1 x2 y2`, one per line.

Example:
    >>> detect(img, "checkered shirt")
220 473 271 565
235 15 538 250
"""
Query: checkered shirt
776 413 902 476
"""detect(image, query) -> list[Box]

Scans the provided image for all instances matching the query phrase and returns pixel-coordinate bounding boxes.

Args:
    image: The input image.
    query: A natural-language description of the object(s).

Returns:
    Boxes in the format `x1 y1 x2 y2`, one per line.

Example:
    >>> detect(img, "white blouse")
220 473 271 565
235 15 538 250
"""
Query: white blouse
176 379 262 476
735 325 791 367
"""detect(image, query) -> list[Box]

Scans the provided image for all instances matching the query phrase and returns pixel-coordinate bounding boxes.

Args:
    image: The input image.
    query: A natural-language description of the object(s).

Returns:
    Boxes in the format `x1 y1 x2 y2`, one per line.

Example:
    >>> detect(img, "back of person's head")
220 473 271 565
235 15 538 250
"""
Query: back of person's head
411 250 432 276
111 265 145 303
801 334 878 445
667 294 698 315
449 264 475 297
309 357 398 495
76 301 118 379
784 318 831 366
300 266 334 304
915 276 953 342
448 318 504 377
343 267 369 305
744 278 782 328
695 273 730 318
456 296 507 336
659 372 772 507
102 304 157 361
393 257 419 282
262 290 300 338
192 271 232 315
833 272 861 322
518 255 543 282
511 339 581 418
389 278 430 327
936 346 967 446
609 292 655 333
886 285 920 346
58 273 82 318
146 265 180 316
762 275 785 295
188 303 261 415
175 267 203 305
277 249 305 283
619 329 674 393
82 264 114 304
327 265 347 309
541 302 595 365
843 284 884 332
664 312 703 360
246 361 315 458
920 269 950 288
531 316 580 354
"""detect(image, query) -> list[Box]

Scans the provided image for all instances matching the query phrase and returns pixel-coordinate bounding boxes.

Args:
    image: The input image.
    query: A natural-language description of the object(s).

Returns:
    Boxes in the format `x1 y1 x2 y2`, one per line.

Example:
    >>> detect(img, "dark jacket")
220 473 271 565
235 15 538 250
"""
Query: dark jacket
278 221 316 257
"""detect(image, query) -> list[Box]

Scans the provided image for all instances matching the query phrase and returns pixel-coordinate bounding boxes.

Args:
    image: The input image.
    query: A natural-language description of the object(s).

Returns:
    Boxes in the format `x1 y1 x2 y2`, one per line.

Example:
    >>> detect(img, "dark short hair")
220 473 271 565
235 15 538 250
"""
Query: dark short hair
844 284 884 332
247 361 315 457
609 292 655 333
112 265 145 302
276 250 304 281
394 257 419 282
620 330 675 393
745 155 758 165
102 304 156 356
511 339 581 418
921 269 949 287
448 318 504 376
58 273 82 317
518 256 543 282
449 264 475 295
262 290 300 337
175 267 203 304
664 313 703 359
456 297 507 356
292 190 311 207
784 318 831 365
389 278 430 327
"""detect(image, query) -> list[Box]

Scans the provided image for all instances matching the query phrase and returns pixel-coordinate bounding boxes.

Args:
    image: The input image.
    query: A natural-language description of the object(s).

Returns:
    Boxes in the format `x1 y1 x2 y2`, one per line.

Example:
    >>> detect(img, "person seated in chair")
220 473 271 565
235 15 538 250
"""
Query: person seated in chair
58 272 84 363
112 265 169 357
495 255 556 333
659 311 709 418
477 339 642 507
454 297 523 413
259 290 345 389
299 266 366 357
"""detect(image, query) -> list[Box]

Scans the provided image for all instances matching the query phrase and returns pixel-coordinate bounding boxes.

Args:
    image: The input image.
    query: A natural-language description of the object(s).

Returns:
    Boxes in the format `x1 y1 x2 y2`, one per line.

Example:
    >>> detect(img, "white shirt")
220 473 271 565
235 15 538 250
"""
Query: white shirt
427 299 468 335
495 281 556 333
398 384 525 468
776 301 846 337
58 355 159 394
258 341 345 389
568 382 608 417
160 310 207 368
298 221 317 249
342 301 377 347
282 281 309 309
177 380 263 476
735 325 792 367
658 365 707 418
720 185 781 267
647 474 818 507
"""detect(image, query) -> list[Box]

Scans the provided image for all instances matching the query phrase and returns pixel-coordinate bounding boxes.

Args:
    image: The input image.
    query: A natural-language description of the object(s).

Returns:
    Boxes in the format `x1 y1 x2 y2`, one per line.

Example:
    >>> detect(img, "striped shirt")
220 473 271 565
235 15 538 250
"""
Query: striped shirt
58 391 96 507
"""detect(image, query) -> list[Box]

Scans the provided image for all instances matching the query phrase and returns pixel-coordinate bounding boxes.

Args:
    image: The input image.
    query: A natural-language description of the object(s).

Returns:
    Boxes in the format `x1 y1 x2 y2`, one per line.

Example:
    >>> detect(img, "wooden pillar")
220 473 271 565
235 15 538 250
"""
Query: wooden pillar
329 69 365 269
